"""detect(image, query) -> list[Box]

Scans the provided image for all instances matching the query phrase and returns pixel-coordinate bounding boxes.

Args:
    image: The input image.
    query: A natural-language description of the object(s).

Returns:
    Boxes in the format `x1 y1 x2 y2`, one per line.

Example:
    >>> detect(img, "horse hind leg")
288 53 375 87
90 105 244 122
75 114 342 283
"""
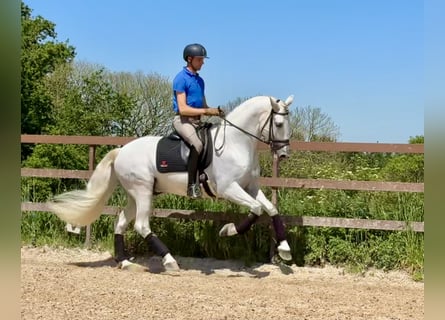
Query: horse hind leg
145 233 179 271
130 185 180 272
114 195 136 264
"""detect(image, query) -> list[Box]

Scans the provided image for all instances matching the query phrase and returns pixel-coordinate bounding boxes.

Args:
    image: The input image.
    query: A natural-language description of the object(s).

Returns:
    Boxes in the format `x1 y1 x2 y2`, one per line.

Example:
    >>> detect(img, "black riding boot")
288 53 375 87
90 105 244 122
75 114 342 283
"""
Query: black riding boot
187 146 201 199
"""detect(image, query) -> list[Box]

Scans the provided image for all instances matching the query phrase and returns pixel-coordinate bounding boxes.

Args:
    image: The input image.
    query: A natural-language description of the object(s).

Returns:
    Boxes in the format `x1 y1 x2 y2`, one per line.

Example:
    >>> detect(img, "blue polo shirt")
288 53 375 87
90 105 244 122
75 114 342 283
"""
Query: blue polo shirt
172 67 205 113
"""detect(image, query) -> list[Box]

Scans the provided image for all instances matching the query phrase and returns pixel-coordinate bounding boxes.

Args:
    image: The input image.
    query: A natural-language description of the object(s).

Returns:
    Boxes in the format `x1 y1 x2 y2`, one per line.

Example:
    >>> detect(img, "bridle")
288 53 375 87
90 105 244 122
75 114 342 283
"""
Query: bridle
214 108 290 152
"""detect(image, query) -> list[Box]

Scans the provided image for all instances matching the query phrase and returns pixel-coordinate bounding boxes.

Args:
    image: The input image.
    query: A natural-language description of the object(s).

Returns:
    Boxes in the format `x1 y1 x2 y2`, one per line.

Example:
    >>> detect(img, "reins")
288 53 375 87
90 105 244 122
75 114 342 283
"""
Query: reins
214 109 290 152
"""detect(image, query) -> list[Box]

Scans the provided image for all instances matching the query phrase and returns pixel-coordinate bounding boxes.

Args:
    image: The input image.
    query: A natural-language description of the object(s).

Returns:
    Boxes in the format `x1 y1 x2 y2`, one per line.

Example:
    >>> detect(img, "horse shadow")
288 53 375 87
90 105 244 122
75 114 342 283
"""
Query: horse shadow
174 256 273 278
67 254 293 278
67 256 117 268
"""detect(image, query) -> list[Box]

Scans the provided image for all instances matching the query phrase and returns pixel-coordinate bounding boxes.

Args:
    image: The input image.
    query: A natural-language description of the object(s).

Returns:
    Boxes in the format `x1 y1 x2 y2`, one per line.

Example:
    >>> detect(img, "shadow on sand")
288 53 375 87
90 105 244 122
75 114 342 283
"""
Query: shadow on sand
68 254 294 278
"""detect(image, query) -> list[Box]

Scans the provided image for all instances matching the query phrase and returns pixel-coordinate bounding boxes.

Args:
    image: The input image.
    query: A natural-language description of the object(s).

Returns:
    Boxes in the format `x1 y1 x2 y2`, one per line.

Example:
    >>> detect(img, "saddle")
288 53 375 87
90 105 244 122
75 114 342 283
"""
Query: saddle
156 122 213 174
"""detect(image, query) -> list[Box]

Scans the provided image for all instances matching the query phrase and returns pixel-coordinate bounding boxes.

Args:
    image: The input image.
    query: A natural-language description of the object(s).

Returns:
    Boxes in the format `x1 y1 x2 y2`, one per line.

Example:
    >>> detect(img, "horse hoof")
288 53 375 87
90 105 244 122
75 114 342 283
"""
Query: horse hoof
162 253 180 272
219 223 237 237
277 241 292 261
118 259 147 272
163 261 180 272
278 249 292 261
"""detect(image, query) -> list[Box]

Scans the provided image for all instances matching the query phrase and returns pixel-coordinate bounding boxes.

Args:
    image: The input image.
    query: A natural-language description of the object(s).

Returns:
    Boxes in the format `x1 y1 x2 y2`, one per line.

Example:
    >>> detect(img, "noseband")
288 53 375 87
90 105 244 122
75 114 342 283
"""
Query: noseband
260 110 290 151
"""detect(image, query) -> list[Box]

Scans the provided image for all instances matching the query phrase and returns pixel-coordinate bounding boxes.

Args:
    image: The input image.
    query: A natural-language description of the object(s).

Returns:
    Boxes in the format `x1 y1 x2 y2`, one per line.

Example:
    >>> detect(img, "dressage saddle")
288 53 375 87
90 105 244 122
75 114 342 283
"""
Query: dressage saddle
156 122 213 174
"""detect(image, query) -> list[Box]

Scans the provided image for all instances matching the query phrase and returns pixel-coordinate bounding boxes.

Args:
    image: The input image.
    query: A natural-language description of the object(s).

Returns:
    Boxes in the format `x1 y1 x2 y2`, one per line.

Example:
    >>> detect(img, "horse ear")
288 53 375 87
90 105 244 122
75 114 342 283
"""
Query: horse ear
284 95 294 107
270 97 280 112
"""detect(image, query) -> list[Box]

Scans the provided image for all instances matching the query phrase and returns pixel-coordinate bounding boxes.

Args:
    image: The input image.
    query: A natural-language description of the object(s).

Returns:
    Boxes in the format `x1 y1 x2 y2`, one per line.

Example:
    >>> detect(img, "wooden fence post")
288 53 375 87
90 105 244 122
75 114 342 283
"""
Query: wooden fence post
269 152 280 260
84 145 96 248
271 153 279 204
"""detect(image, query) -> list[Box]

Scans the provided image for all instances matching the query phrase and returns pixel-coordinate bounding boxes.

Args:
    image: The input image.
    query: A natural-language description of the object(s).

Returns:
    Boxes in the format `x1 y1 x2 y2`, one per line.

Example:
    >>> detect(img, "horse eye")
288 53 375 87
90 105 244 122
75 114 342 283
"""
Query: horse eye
275 122 283 128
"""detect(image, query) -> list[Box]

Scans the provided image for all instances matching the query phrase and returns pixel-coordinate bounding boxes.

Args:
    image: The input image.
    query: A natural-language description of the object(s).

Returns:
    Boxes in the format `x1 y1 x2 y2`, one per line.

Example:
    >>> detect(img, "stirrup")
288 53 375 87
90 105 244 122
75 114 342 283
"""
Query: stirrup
187 184 202 199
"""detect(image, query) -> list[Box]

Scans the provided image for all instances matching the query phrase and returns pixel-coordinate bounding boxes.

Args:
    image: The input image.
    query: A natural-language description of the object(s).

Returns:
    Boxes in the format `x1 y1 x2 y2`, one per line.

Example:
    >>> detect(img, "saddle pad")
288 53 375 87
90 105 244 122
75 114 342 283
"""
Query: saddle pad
156 137 187 173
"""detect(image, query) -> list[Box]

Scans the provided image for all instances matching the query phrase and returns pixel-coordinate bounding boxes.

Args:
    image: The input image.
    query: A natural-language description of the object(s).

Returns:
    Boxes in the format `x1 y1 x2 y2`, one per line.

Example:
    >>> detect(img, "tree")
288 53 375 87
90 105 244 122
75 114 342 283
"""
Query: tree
44 63 134 137
21 1 75 135
107 71 174 136
44 60 174 138
409 135 424 144
24 61 175 198
290 105 340 142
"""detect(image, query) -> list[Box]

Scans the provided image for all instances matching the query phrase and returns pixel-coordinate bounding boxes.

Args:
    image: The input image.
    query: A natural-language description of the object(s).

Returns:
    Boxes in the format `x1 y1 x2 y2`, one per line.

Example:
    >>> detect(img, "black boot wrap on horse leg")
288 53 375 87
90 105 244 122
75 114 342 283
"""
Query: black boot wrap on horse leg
114 234 132 262
272 215 286 242
235 213 260 234
145 233 170 257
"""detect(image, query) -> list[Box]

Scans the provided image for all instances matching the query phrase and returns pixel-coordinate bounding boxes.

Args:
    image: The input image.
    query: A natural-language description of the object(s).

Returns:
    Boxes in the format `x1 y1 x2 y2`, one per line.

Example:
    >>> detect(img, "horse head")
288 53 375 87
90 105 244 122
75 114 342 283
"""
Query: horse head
265 95 293 159
220 94 294 159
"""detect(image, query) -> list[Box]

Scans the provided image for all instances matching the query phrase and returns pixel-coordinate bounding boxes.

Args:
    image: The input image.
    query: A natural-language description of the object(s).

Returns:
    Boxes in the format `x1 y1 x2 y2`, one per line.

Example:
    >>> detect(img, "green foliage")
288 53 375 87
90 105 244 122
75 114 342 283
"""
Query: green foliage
21 211 84 247
109 71 174 136
24 143 89 169
409 135 424 144
381 154 424 182
45 67 136 136
22 143 90 200
302 227 423 279
21 1 75 137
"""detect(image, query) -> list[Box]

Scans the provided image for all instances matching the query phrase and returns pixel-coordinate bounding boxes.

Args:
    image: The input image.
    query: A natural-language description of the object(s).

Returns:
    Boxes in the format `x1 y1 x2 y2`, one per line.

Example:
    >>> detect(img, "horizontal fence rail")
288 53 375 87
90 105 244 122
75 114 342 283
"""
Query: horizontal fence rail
21 135 424 236
258 177 423 192
21 202 424 233
21 169 423 193
21 134 424 153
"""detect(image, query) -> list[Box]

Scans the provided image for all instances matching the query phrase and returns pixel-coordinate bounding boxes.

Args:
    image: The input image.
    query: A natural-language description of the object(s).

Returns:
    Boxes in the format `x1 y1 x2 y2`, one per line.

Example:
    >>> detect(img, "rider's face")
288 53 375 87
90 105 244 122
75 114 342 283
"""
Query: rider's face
189 56 205 72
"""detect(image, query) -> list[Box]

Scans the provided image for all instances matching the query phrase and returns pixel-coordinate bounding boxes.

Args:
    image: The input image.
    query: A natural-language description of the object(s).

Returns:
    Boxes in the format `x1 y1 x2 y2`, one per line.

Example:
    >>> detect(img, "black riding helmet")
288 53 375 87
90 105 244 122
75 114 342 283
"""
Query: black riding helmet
183 43 209 61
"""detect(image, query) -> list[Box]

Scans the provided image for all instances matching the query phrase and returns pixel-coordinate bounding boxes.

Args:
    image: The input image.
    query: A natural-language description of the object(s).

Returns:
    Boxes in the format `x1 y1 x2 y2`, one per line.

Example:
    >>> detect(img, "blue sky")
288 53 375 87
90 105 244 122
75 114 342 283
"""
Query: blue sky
25 0 423 143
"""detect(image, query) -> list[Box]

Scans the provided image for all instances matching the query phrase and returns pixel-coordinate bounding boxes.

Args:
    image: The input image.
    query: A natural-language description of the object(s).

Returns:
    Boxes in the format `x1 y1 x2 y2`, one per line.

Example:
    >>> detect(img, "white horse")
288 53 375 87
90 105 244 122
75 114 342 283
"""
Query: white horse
48 95 294 271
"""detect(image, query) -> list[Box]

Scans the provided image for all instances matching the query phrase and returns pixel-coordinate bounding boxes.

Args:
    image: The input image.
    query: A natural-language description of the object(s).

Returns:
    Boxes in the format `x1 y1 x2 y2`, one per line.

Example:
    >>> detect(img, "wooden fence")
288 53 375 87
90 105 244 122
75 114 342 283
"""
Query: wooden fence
21 135 424 245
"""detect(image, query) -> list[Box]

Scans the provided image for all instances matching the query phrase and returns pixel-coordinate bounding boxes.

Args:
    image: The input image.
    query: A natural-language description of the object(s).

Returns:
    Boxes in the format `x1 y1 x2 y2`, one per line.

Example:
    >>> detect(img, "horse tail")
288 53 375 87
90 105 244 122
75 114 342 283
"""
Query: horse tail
48 148 121 227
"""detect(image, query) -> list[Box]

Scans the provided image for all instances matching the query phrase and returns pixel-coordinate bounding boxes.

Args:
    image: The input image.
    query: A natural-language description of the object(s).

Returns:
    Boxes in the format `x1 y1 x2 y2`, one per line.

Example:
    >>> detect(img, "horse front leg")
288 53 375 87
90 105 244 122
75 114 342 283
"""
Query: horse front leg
218 182 264 237
253 188 292 261
218 183 292 261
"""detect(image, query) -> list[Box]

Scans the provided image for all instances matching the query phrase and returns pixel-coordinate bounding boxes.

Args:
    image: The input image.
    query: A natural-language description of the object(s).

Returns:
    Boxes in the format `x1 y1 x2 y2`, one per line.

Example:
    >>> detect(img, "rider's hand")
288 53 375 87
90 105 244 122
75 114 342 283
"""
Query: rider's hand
205 108 222 116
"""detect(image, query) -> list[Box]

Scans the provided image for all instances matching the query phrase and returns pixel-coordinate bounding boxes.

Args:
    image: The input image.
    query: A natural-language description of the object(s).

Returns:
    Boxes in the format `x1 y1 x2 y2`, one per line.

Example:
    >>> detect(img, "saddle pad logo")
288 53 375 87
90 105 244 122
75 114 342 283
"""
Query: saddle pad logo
160 160 168 168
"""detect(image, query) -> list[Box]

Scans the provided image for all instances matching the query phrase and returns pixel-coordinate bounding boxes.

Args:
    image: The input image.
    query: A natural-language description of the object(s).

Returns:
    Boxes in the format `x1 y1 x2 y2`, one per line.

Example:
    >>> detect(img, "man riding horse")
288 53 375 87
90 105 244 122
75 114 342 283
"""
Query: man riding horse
172 43 223 199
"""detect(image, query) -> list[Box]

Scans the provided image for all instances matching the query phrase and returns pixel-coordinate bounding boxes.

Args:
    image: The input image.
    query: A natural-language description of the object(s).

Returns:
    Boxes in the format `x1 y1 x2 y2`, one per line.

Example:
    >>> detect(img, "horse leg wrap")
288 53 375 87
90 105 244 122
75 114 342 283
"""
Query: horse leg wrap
235 213 260 234
272 215 286 242
145 233 170 257
114 234 130 262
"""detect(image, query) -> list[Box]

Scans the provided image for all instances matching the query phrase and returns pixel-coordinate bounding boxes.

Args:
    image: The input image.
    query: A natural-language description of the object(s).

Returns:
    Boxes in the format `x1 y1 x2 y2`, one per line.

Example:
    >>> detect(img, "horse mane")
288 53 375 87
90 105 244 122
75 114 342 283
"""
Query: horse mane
225 96 271 122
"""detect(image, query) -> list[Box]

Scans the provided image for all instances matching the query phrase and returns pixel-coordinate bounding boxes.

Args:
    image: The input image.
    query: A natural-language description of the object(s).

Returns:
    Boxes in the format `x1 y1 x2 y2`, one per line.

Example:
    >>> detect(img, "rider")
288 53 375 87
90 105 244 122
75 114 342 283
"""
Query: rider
172 43 221 199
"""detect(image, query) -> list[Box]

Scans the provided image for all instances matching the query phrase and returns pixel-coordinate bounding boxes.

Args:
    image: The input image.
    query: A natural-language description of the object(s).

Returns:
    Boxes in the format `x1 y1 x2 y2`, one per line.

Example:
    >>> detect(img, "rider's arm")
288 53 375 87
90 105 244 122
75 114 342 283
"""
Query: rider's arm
176 92 206 116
